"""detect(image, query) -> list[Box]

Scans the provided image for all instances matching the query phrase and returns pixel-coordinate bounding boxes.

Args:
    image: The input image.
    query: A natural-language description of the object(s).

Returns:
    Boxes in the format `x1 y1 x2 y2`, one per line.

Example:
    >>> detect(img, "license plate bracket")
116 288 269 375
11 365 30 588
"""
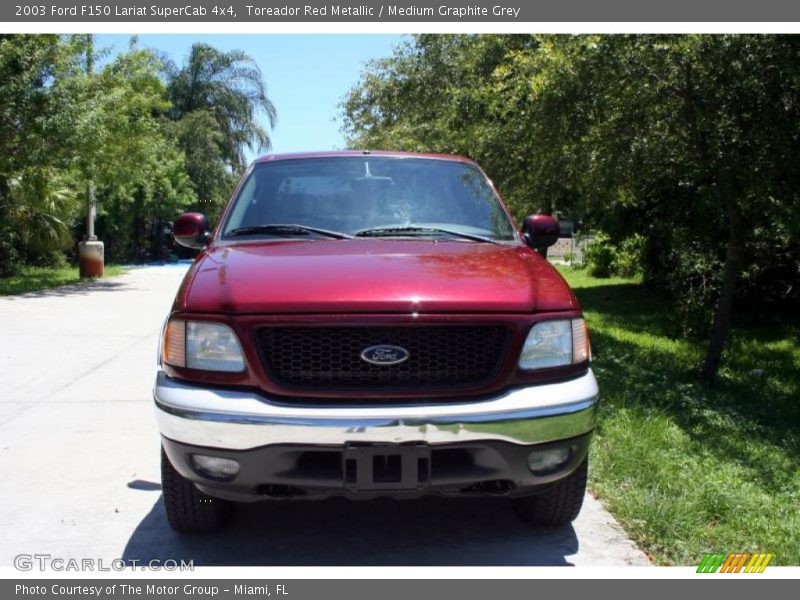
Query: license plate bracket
343 444 431 491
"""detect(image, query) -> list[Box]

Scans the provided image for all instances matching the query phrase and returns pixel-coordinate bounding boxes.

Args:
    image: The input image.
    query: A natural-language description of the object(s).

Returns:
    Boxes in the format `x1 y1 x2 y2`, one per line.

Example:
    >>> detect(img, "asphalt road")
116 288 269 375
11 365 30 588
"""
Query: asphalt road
0 265 648 567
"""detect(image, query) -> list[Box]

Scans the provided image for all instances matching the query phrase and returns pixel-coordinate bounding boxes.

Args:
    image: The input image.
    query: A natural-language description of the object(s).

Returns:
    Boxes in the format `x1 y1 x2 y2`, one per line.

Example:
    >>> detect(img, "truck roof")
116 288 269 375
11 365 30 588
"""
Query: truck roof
253 150 476 164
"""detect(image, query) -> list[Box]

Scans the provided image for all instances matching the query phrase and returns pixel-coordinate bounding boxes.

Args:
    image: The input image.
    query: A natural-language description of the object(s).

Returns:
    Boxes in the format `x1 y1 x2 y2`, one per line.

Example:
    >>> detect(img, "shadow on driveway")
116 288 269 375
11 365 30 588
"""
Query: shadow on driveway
2 278 131 300
122 495 579 566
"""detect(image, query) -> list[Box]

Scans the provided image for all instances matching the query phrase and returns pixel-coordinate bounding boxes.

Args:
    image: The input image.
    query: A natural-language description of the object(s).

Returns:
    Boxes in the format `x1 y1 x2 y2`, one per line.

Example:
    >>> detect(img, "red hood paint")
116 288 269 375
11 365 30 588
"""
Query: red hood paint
176 239 578 314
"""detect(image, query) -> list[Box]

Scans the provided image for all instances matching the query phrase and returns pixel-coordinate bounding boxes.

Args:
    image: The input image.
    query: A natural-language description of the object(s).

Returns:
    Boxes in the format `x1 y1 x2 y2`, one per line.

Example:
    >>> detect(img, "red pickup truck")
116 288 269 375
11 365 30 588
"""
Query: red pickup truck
155 151 597 533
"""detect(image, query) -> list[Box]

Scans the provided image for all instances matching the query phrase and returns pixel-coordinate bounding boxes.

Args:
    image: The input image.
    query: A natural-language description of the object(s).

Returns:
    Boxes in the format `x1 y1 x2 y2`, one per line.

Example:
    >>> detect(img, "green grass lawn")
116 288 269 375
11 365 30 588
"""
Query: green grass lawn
0 264 127 295
558 266 800 565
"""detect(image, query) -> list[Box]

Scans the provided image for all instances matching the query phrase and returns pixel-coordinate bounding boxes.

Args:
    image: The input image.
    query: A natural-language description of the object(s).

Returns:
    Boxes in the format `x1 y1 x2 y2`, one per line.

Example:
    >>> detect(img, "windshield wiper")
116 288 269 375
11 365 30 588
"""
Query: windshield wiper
227 224 353 239
355 226 500 244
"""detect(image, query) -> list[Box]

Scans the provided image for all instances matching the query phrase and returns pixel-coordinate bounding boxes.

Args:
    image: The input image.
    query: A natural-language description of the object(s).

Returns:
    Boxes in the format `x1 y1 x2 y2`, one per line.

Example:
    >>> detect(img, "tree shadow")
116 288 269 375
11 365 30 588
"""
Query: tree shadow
572 282 675 337
2 278 131 300
122 495 579 566
589 328 799 494
568 278 799 494
127 479 162 492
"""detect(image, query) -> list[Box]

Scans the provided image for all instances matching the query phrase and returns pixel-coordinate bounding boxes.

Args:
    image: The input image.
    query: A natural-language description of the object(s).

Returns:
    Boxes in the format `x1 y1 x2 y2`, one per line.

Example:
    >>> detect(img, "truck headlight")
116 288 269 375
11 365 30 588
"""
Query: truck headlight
163 319 245 372
518 318 590 370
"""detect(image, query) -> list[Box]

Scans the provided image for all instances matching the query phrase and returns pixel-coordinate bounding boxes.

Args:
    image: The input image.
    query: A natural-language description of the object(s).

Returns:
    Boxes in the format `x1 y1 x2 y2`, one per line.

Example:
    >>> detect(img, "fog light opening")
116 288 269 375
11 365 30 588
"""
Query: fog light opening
477 479 514 495
527 446 572 474
190 454 240 481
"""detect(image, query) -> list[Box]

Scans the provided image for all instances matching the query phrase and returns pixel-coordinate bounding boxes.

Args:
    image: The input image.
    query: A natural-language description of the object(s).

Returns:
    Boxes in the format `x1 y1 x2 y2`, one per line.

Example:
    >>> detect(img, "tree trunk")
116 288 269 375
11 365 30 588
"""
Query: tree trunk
84 35 96 241
133 186 145 260
701 203 744 385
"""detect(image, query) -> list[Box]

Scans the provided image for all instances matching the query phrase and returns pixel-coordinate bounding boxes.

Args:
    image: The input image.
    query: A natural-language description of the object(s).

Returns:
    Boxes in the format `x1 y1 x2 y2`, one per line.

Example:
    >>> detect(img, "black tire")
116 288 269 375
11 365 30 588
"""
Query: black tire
161 447 233 533
511 458 588 526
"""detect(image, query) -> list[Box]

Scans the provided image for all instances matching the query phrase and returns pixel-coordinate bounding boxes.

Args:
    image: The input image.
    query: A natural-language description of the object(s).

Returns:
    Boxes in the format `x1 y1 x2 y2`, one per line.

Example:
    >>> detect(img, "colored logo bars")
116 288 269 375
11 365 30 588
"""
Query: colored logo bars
697 552 774 573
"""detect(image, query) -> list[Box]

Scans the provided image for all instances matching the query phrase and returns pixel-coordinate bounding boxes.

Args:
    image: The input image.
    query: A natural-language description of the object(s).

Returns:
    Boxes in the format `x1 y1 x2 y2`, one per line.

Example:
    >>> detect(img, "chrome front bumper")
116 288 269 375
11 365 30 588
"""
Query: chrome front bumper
153 370 599 450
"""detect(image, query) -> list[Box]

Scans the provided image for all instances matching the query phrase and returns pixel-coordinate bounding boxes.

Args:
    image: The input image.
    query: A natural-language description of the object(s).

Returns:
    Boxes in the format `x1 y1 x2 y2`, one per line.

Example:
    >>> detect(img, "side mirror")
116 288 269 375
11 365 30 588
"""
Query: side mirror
173 212 209 249
522 214 559 253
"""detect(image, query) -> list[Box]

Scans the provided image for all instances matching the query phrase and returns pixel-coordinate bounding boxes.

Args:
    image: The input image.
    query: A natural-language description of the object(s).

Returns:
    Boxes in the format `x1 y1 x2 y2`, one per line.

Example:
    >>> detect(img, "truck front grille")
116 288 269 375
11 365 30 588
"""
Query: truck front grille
257 325 509 391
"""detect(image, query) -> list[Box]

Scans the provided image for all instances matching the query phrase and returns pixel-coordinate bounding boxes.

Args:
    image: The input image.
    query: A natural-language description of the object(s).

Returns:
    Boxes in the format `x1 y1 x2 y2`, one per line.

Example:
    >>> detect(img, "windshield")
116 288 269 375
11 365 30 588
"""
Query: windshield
220 156 517 242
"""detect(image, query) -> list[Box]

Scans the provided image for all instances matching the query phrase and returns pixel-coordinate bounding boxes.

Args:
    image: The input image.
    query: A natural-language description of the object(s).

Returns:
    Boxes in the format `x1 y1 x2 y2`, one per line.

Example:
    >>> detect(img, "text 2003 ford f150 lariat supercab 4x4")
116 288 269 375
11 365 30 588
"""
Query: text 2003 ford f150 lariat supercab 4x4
155 151 598 533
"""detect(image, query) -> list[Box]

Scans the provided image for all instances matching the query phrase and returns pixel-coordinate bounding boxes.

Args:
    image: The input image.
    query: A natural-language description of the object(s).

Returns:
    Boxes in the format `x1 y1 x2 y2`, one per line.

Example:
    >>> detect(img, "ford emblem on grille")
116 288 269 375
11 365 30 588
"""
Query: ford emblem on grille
360 345 410 366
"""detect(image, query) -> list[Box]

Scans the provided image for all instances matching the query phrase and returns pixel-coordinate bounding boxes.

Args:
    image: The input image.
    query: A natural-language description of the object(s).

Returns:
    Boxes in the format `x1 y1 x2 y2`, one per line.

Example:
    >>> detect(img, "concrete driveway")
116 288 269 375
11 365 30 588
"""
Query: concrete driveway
0 265 648 567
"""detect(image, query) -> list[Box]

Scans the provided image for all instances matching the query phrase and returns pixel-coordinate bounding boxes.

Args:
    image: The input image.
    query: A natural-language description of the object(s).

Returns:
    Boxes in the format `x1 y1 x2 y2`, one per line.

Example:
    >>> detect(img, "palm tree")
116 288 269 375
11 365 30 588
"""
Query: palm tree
165 43 277 171
5 169 79 264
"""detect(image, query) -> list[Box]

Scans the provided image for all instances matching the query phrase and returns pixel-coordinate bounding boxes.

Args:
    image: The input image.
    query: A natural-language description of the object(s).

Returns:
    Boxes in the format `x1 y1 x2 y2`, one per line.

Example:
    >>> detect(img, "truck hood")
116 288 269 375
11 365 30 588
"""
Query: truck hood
176 239 578 314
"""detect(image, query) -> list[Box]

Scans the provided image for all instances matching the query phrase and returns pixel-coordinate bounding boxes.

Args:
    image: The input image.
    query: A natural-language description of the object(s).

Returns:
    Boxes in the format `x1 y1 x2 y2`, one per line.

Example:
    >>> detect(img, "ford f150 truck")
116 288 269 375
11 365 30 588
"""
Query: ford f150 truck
155 151 597 533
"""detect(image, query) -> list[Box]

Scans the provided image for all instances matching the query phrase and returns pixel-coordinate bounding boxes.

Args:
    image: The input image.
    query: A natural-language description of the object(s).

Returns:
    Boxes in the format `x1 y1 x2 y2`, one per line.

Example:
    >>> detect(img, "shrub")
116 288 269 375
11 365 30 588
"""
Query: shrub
666 245 721 339
613 234 646 278
25 248 69 269
584 233 617 278
0 234 22 278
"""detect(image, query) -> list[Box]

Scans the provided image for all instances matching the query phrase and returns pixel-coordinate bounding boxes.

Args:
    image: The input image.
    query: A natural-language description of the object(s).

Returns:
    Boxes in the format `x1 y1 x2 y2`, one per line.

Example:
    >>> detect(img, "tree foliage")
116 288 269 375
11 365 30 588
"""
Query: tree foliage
0 35 276 270
341 34 800 382
164 43 277 217
0 35 78 273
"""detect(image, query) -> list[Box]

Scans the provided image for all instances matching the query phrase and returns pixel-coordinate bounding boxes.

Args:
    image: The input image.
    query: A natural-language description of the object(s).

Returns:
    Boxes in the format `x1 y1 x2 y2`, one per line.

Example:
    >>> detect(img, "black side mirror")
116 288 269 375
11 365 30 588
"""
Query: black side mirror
522 214 559 253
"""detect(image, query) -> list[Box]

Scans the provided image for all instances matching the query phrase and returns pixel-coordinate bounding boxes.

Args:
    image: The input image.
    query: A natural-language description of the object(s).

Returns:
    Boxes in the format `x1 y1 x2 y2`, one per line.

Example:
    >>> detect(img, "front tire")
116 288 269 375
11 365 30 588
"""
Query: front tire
512 458 588 526
160 447 233 533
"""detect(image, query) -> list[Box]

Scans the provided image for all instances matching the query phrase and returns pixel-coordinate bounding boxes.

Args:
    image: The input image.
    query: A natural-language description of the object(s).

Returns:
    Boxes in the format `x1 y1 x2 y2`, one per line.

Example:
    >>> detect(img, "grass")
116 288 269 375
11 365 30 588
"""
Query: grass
558 266 800 565
0 264 127 295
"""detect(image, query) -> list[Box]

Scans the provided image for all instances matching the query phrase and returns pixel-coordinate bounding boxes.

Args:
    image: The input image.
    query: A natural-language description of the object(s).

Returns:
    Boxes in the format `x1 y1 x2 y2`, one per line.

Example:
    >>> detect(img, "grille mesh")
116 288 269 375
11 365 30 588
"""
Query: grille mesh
257 326 509 390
